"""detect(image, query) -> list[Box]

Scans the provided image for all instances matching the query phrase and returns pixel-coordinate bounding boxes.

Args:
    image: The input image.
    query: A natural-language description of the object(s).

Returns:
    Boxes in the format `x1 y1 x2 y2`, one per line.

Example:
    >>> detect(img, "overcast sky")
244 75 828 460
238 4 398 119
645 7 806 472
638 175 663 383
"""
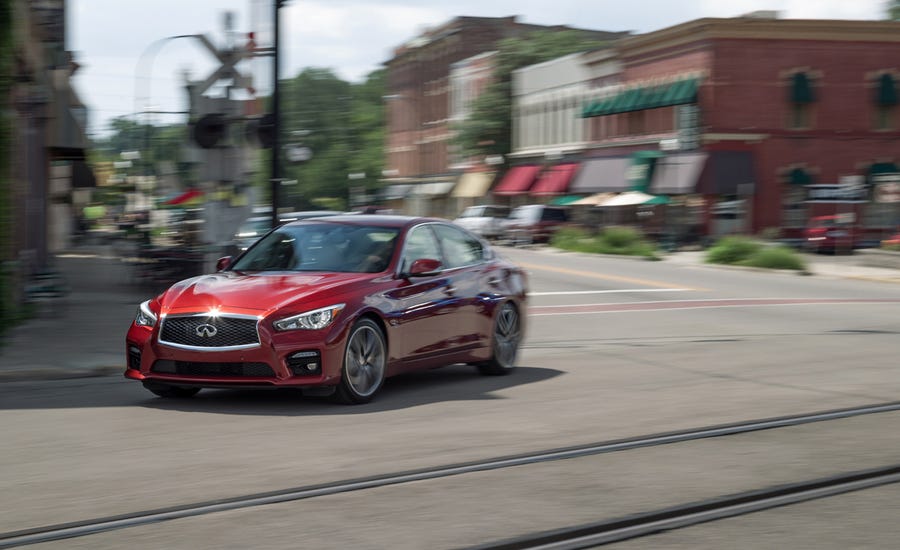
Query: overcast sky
69 0 887 137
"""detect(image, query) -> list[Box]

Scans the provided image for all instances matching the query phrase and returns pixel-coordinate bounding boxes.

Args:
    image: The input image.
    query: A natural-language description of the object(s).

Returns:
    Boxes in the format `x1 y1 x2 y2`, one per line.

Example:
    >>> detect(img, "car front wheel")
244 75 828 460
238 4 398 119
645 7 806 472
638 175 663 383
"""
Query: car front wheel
335 319 387 404
477 302 521 376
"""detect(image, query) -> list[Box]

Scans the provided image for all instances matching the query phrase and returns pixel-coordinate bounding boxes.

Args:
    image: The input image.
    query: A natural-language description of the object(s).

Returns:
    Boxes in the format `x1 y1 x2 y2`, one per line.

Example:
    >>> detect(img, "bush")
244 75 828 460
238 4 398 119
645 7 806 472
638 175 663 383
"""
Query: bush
706 236 762 264
551 226 659 259
739 246 806 271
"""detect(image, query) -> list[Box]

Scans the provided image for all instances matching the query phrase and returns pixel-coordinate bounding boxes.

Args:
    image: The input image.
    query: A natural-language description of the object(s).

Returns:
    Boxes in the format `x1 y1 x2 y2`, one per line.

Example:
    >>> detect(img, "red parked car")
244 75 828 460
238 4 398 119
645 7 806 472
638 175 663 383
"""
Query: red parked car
125 215 527 404
803 215 859 253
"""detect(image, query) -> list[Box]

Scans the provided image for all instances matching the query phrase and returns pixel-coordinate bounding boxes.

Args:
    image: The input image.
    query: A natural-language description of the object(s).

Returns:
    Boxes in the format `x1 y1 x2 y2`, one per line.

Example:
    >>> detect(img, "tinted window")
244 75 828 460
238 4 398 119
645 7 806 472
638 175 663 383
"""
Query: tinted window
541 208 569 222
484 206 510 218
433 224 484 268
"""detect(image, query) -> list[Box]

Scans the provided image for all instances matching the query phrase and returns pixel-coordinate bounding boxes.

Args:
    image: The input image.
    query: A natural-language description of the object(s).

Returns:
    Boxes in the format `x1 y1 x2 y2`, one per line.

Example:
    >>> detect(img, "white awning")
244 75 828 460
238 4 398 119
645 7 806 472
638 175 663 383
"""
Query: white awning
410 181 456 196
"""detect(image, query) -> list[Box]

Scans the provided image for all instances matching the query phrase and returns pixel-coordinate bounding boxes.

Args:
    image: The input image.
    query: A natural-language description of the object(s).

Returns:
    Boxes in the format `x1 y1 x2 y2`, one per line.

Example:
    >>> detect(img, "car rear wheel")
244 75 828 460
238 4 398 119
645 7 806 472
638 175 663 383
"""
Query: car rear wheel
142 382 201 398
477 302 521 376
335 319 386 404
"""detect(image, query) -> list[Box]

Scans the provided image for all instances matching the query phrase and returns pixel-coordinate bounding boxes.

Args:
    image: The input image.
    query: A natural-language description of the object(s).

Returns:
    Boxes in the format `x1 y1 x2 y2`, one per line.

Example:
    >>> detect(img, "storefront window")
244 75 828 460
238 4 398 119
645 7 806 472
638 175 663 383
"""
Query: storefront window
782 185 807 228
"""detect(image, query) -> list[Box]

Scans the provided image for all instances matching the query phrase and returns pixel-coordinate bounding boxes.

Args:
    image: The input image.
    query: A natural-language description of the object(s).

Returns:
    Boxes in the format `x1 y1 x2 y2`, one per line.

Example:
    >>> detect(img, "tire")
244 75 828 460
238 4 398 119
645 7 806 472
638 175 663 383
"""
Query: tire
477 301 522 376
334 319 387 404
143 382 200 398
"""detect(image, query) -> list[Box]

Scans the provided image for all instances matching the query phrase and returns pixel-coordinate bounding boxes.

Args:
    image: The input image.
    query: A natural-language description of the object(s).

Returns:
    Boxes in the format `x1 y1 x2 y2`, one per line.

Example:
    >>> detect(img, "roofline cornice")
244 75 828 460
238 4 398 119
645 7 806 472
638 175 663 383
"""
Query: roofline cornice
620 18 900 59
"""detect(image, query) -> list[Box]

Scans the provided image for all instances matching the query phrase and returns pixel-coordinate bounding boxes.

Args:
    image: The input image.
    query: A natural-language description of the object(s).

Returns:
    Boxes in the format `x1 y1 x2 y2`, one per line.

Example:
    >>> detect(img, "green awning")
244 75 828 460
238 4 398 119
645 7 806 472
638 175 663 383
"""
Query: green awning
549 194 585 205
870 162 899 174
788 167 813 185
790 72 815 104
877 74 898 106
582 77 700 118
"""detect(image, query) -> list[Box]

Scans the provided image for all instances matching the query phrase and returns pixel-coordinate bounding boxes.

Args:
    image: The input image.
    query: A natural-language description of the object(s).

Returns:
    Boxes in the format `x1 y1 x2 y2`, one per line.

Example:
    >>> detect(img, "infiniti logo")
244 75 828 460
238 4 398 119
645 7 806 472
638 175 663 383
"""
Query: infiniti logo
195 324 218 338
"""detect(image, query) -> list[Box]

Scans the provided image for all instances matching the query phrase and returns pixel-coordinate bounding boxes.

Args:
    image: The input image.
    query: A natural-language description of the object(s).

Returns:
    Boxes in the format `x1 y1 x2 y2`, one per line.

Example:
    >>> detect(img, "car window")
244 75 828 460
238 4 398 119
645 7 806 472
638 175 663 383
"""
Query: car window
433 224 484 268
401 225 442 271
485 206 510 218
230 223 399 273
541 208 568 222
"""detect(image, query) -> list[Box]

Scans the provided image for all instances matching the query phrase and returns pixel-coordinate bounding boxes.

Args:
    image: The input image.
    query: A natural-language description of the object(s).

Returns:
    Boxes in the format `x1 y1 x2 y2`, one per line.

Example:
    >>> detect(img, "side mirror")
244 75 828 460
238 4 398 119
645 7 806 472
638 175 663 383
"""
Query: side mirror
407 258 442 277
216 256 232 271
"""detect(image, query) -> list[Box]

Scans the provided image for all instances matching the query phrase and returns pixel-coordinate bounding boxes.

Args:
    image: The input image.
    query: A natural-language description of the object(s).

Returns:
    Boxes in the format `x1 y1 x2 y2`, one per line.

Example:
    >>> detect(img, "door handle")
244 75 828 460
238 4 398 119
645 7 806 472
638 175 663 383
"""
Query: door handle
443 285 456 296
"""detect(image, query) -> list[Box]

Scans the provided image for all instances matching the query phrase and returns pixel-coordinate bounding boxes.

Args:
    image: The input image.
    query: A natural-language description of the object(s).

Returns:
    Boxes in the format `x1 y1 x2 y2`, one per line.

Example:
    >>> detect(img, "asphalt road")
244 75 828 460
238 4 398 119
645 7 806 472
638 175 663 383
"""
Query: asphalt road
2 247 899 548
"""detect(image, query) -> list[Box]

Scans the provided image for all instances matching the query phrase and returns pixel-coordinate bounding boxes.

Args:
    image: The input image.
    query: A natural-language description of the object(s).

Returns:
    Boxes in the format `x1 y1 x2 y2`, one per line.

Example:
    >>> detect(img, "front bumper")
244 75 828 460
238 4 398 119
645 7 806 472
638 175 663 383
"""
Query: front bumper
125 320 347 388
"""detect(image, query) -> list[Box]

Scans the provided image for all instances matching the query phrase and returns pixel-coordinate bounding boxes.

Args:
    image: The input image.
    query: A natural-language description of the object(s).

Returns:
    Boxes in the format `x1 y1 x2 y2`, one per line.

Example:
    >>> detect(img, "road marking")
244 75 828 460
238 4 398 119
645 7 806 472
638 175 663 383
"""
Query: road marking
518 261 706 291
530 297 900 316
530 288 692 296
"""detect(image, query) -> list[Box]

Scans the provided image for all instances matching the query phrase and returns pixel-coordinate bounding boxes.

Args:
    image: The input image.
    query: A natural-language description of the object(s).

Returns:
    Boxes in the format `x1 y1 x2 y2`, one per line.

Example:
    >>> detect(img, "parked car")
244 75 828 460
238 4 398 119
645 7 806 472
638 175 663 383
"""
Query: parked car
229 210 344 253
125 215 528 404
501 204 570 245
803 215 859 253
453 205 511 240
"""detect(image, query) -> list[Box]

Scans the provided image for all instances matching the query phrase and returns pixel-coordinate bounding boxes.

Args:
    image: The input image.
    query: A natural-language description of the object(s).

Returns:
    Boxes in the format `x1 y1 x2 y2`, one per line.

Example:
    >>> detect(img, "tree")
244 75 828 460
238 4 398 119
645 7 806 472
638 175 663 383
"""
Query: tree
277 68 385 210
890 0 900 20
452 30 613 160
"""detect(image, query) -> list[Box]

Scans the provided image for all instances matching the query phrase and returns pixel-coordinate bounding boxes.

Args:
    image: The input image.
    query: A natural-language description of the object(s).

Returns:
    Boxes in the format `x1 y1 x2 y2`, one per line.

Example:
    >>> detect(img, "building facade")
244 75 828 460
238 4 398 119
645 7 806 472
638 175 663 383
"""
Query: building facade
382 15 625 217
578 15 900 244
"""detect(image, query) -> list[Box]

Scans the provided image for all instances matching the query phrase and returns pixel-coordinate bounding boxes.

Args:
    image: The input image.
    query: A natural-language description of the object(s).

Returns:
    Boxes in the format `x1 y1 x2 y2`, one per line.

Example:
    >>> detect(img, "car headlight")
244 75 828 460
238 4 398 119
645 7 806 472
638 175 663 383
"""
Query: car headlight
274 304 345 331
135 300 158 327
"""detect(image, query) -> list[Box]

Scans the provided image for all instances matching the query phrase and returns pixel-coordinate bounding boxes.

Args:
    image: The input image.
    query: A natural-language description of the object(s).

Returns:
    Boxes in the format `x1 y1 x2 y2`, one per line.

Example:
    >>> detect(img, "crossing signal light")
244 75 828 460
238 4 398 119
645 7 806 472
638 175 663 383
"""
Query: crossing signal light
192 113 227 149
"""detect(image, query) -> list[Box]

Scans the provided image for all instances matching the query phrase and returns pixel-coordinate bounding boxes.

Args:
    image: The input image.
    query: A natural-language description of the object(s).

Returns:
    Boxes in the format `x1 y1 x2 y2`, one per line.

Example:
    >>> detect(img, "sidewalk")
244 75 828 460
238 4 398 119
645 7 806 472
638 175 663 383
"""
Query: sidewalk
1 245 898 383
0 244 153 382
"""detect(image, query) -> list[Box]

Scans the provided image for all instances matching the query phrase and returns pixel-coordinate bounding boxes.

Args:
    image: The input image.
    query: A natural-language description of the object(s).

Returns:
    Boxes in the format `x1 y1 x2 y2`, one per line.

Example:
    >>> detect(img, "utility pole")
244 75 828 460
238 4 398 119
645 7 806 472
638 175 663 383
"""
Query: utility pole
270 0 286 229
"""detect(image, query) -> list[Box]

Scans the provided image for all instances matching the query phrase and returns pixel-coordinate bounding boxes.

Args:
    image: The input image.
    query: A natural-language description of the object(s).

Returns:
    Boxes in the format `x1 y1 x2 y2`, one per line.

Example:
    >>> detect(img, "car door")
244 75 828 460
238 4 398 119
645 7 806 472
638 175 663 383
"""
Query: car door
383 224 461 364
432 223 495 352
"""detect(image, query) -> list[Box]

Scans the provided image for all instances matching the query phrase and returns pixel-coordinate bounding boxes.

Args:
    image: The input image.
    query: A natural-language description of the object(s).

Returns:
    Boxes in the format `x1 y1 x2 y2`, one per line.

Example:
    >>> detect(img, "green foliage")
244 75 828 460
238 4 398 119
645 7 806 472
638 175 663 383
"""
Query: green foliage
551 226 659 259
889 0 900 20
279 68 385 209
738 246 807 271
706 236 763 264
706 237 806 271
453 30 611 159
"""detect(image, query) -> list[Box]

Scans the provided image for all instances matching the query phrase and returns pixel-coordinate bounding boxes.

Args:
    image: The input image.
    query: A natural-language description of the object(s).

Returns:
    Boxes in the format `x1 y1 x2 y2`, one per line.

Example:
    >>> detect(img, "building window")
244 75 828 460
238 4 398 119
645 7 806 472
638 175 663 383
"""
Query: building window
787 72 815 129
783 167 812 228
874 73 897 131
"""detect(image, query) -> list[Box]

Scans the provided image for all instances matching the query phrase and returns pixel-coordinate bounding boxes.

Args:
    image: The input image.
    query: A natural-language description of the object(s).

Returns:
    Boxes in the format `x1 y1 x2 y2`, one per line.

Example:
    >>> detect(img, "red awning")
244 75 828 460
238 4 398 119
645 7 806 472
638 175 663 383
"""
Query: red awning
492 165 542 196
164 188 204 205
530 163 579 196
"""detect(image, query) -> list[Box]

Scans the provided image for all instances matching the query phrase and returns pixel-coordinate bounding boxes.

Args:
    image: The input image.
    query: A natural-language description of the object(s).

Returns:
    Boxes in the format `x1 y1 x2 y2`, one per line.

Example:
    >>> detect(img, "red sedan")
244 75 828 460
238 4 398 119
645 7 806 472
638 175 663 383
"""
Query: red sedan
125 215 528 404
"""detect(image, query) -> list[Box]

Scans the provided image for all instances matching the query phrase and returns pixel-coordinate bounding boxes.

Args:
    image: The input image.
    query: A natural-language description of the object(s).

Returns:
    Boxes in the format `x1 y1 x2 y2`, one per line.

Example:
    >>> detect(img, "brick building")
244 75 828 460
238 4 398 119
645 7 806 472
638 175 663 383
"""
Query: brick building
580 15 900 244
382 15 625 217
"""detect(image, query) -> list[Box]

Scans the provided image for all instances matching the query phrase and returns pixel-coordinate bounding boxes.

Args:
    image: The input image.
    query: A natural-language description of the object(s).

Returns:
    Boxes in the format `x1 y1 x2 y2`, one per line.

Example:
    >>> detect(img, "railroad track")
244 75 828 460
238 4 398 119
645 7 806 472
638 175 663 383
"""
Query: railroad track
3 401 900 548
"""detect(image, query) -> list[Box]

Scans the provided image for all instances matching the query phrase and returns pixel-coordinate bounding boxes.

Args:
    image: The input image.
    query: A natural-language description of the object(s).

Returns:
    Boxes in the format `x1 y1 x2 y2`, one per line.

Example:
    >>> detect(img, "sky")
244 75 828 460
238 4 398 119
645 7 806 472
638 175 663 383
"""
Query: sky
69 0 888 137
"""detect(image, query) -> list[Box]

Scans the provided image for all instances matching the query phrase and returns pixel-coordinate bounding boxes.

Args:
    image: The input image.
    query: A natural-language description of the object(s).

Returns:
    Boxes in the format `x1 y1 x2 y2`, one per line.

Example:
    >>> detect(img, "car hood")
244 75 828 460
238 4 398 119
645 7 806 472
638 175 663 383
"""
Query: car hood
158 271 376 315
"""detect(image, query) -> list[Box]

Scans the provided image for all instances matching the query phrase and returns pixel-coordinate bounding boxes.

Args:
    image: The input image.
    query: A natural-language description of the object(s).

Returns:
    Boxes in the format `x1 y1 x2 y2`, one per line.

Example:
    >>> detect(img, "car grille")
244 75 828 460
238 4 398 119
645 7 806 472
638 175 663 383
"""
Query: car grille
159 315 260 349
151 360 275 377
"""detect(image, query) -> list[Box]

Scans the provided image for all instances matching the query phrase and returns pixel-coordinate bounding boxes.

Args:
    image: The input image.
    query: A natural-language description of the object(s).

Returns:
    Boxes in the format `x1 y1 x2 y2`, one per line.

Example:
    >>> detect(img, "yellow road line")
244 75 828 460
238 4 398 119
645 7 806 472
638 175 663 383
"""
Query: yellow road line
518 261 706 291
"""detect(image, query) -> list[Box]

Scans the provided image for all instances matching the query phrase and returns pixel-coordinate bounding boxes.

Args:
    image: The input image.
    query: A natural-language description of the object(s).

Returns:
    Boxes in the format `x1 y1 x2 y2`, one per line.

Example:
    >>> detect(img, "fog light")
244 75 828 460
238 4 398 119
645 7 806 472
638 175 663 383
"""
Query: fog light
287 350 321 376
128 345 142 371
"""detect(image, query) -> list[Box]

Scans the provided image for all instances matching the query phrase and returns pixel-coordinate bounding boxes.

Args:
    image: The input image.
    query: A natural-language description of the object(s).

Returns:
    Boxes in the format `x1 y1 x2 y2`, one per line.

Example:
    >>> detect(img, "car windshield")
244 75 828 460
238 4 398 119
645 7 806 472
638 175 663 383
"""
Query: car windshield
231 223 400 273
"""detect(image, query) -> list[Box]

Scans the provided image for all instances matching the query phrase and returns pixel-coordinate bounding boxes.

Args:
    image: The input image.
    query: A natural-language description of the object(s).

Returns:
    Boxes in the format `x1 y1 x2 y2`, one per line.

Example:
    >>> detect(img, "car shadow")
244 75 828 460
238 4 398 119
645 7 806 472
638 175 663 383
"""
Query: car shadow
137 364 562 416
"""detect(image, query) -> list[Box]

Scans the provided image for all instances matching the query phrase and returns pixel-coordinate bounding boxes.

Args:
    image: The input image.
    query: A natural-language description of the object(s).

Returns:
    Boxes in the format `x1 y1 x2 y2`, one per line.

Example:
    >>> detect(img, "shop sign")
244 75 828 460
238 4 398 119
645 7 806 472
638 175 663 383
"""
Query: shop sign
805 183 867 203
873 173 900 203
